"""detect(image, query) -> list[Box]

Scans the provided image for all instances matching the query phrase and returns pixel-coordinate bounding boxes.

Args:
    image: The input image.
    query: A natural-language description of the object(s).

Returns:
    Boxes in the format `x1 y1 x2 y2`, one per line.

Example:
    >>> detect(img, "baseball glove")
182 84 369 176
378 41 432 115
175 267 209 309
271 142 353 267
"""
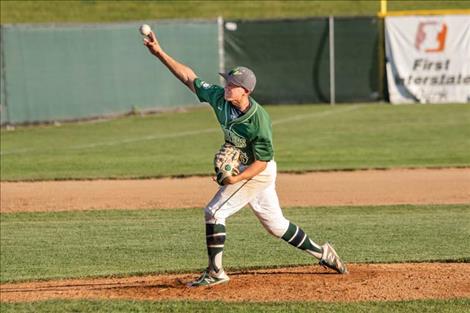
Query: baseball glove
213 143 241 186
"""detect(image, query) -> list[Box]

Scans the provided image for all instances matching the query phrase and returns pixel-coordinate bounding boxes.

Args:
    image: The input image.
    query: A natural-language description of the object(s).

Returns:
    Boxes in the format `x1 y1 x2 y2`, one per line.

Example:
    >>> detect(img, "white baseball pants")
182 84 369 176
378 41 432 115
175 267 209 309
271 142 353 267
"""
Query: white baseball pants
205 160 290 238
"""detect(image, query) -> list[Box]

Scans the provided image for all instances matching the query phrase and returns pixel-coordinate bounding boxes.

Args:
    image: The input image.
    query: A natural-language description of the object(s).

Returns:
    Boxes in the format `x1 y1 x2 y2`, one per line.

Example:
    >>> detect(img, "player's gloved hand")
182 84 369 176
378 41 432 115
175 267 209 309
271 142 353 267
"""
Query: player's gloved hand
212 168 240 185
213 143 241 186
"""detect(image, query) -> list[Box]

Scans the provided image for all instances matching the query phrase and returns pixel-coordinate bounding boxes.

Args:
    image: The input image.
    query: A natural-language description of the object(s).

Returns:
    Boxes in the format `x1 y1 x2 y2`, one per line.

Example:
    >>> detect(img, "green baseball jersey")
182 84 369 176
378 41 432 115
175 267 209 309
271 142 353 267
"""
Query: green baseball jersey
194 78 274 165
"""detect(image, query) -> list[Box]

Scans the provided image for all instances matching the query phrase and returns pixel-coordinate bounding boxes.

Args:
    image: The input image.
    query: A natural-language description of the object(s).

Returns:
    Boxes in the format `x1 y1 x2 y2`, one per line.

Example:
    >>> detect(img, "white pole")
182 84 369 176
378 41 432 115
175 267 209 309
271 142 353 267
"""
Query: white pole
329 16 335 105
217 16 225 85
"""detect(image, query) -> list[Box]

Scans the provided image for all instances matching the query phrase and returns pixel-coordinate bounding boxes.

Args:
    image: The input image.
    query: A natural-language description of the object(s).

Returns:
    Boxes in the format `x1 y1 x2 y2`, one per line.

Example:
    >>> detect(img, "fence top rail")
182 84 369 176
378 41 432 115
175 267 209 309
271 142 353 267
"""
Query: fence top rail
223 15 379 23
0 18 219 28
1 15 387 28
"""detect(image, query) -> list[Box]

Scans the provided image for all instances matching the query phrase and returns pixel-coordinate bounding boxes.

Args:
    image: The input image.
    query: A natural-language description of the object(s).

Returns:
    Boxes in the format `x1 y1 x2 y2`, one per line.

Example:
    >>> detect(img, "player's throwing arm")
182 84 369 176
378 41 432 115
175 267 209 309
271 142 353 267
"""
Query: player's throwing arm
141 25 197 93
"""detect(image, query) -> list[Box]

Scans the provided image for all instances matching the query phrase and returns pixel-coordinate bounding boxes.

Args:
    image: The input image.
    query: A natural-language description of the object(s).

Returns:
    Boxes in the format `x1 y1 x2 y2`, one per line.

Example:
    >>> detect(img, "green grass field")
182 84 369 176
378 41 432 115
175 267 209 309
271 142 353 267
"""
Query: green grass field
2 204 469 283
2 0 469 23
1 299 469 313
1 104 469 181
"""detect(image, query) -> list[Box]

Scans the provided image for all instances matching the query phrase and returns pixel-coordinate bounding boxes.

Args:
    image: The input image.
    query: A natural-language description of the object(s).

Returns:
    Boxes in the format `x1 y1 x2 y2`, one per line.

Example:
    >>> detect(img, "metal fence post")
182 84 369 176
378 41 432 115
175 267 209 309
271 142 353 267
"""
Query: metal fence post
0 25 10 125
329 16 335 105
217 16 225 84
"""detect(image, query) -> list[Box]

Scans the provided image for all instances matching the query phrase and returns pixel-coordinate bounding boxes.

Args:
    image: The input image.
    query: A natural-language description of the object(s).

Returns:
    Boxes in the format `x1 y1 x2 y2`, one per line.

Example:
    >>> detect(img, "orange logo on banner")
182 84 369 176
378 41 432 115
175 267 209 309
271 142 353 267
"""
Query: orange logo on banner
415 21 448 53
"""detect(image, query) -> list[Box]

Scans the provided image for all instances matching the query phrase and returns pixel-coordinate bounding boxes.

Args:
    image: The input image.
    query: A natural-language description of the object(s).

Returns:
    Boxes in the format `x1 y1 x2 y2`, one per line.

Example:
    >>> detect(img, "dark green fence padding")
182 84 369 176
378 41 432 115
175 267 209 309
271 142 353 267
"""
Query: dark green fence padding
224 17 381 104
224 18 331 104
334 17 381 102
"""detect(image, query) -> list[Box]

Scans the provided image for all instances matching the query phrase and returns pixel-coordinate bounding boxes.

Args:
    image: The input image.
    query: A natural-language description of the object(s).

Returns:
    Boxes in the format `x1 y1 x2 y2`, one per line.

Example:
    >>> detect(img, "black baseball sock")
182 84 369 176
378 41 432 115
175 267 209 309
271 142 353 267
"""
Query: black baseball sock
206 223 226 273
281 222 323 259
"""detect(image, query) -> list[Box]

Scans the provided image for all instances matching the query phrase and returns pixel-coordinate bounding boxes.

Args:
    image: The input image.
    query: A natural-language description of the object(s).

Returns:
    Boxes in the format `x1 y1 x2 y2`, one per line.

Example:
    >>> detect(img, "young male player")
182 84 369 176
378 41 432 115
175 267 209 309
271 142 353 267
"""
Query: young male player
143 30 347 287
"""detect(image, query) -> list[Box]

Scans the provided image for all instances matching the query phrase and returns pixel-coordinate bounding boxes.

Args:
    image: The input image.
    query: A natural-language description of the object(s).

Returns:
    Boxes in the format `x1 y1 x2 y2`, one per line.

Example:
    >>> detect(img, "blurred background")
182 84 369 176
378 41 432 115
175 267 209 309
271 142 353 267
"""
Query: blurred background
1 0 468 125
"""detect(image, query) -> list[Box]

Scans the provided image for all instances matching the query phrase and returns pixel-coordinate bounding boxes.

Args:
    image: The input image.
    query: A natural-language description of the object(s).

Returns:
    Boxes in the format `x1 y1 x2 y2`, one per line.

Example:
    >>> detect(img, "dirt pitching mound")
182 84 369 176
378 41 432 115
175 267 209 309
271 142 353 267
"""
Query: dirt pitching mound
1 263 469 303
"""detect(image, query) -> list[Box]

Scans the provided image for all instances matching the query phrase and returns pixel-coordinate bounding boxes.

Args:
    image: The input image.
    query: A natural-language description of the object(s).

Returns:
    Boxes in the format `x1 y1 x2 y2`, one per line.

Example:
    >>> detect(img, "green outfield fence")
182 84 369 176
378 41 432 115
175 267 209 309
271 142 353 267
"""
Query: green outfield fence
224 17 382 104
0 20 219 124
0 17 383 125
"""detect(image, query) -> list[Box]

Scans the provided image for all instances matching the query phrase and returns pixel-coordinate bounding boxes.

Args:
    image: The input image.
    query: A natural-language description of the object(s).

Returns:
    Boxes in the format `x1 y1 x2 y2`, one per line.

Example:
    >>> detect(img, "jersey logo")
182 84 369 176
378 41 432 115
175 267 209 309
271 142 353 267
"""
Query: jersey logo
223 128 247 148
201 81 212 89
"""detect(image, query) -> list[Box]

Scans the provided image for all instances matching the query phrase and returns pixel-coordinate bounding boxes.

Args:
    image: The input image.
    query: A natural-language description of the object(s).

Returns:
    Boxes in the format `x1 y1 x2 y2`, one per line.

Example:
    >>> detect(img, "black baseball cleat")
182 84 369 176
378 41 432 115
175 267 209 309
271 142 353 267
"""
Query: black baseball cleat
319 243 348 274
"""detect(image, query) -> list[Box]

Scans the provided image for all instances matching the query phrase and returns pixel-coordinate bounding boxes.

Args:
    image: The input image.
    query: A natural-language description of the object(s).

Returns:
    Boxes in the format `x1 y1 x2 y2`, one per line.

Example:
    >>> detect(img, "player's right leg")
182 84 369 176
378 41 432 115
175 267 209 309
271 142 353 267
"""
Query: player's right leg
249 184 324 260
249 162 347 274
281 221 348 274
251 194 348 274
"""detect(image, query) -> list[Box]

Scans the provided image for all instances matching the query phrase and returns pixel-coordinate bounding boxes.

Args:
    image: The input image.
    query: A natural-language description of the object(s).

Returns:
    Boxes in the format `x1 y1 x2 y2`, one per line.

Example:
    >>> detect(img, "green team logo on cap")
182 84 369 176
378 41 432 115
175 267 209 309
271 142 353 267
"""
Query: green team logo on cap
229 68 243 76
224 164 232 171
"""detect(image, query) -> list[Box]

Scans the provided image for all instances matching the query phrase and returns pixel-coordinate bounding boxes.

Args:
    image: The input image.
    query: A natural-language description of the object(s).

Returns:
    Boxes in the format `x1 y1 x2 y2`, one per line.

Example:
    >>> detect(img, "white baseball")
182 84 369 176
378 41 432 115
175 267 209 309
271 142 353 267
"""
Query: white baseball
139 24 151 36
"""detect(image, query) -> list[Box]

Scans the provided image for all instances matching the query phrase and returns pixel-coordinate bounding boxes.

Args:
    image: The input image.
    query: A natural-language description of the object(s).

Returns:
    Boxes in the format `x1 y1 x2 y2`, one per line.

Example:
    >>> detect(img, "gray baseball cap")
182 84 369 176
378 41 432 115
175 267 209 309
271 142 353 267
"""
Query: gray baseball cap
219 66 256 92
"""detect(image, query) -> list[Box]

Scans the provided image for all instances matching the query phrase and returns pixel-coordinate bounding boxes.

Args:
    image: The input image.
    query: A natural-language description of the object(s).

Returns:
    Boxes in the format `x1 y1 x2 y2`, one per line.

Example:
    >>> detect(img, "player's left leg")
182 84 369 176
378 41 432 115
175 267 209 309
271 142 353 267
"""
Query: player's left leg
187 222 230 287
188 170 274 287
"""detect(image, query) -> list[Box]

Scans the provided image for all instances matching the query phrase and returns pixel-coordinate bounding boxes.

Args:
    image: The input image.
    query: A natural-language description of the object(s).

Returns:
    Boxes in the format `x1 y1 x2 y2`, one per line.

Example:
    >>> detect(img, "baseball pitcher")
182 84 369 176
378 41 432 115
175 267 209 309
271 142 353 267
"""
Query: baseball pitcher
143 30 347 287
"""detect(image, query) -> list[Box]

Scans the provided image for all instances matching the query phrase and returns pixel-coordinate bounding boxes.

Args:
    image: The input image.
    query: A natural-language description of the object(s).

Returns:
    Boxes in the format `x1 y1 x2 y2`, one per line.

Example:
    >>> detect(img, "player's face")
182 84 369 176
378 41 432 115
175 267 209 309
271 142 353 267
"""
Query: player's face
224 83 248 103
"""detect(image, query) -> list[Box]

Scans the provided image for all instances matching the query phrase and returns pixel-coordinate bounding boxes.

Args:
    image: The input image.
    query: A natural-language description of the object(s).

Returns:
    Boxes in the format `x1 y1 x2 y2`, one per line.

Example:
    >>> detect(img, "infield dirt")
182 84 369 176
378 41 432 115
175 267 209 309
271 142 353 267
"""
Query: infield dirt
1 264 469 303
2 168 469 213
1 168 469 303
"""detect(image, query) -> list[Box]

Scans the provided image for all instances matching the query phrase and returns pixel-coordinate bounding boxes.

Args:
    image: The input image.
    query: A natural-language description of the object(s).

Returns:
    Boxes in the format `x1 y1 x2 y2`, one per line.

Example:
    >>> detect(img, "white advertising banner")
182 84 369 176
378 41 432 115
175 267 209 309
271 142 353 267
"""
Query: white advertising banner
385 15 470 104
